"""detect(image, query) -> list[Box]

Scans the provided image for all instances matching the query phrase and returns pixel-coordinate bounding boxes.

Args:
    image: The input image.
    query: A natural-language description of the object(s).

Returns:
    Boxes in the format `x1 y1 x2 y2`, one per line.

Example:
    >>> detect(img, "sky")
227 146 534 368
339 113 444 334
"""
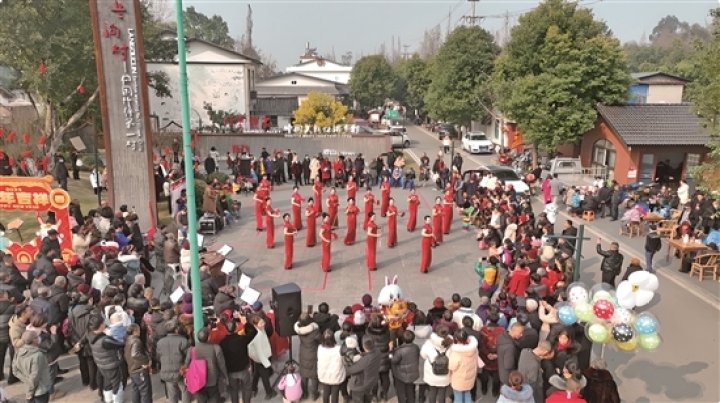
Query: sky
179 0 718 69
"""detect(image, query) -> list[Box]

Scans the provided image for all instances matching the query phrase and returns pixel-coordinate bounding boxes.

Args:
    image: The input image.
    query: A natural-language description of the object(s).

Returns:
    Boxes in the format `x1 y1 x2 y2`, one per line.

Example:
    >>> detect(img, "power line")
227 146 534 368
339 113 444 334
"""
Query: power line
462 0 484 26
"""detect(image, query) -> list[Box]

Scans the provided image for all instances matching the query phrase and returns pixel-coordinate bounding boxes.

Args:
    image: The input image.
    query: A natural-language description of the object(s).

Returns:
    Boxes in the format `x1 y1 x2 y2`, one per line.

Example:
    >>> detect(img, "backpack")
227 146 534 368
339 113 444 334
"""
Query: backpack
431 349 449 376
185 347 208 394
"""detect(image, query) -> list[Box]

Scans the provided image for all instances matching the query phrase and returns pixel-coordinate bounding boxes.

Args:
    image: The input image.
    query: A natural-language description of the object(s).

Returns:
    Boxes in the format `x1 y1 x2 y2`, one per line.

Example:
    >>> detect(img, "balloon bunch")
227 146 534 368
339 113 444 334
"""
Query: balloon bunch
559 273 661 353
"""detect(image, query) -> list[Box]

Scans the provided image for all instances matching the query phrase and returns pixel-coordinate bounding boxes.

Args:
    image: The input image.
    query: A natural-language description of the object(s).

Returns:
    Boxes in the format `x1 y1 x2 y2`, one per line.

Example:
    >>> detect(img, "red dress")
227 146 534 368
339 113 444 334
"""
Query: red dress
320 221 332 272
432 205 444 244
254 197 265 230
306 207 318 247
313 180 323 213
291 193 304 230
265 205 277 248
380 182 391 217
366 221 378 270
443 190 454 234
347 179 357 201
387 205 398 247
421 223 433 273
344 205 359 245
283 221 295 269
363 194 375 230
327 194 340 228
407 195 420 232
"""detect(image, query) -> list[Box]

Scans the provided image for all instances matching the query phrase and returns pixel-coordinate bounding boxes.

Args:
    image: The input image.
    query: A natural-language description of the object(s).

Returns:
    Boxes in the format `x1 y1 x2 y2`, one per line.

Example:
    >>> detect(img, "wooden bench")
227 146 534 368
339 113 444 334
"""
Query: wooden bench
620 222 642 238
690 253 720 281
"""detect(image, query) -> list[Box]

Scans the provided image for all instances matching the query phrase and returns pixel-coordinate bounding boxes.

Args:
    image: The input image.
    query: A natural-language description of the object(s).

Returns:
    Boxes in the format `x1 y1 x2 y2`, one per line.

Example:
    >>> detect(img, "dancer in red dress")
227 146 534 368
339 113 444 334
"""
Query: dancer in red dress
366 212 380 271
253 180 269 231
443 186 455 235
291 186 305 231
420 215 434 273
363 188 376 230
265 198 280 248
326 187 340 229
344 198 359 245
305 198 318 247
432 197 444 245
380 177 391 217
346 175 357 201
282 213 297 270
406 189 420 232
313 178 324 213
320 213 333 272
386 198 398 248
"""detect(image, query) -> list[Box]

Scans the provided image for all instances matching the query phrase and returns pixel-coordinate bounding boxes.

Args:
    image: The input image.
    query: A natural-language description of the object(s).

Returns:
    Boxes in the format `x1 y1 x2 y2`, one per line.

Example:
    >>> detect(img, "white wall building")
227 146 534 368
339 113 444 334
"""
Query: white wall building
146 38 261 130
286 59 352 85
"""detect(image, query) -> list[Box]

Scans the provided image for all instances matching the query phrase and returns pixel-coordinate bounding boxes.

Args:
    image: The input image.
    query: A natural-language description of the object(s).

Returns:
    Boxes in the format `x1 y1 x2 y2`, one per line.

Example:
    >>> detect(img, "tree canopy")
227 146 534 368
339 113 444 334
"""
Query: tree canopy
395 54 431 113
293 92 351 130
348 55 397 108
424 25 500 125
493 0 631 149
183 6 235 49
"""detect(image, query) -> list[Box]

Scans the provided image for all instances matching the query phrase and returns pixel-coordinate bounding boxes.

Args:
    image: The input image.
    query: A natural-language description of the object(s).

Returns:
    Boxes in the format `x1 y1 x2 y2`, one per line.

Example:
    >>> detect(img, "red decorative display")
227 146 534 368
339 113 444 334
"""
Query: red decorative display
111 43 129 61
111 0 127 19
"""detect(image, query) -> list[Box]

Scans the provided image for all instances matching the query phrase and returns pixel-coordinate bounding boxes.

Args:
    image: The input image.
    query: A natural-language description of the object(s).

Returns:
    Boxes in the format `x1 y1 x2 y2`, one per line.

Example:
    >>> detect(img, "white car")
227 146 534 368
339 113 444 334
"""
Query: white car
461 132 494 154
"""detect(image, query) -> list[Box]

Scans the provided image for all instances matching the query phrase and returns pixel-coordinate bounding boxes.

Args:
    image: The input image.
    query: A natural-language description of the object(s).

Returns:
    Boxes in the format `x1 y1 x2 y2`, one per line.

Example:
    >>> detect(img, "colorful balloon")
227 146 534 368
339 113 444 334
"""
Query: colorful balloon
638 333 661 351
612 323 635 343
616 337 638 352
586 323 610 344
567 282 590 306
611 308 633 325
592 290 614 303
574 301 595 323
634 313 659 335
593 299 615 320
558 305 577 325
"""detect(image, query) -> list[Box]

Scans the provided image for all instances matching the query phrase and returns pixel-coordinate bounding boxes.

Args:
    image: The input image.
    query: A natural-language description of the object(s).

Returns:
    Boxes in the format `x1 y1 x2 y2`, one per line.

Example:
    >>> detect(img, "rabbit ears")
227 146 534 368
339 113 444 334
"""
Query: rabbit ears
384 275 399 286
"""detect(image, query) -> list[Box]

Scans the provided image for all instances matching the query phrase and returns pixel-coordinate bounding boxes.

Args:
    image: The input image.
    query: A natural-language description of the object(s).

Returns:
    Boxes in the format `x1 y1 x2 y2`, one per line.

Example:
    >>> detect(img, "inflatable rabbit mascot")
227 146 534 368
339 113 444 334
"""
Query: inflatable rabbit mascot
377 276 410 342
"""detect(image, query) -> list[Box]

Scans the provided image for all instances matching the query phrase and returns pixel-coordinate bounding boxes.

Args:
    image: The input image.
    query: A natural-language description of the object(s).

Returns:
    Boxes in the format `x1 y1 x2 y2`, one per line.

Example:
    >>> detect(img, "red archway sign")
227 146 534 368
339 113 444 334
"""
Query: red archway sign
0 176 73 267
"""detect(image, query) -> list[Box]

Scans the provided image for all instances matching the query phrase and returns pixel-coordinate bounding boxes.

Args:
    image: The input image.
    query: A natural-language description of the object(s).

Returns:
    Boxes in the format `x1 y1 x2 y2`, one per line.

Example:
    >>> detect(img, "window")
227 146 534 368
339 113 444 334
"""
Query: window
686 153 701 178
640 154 654 182
592 139 616 179
291 80 297 85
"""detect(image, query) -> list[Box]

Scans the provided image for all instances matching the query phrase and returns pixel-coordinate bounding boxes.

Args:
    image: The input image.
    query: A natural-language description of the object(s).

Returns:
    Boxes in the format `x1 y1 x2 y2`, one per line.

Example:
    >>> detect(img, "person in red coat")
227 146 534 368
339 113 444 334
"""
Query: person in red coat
507 261 531 296
265 198 280 248
380 177 391 217
291 187 305 231
282 213 297 270
319 213 333 272
386 198 398 248
420 215 434 273
432 197 444 245
326 187 340 229
306 198 319 247
366 212 380 271
346 174 357 201
407 189 421 232
545 378 587 403
363 188 376 230
442 187 455 234
344 198 359 245
253 184 268 231
313 178 324 213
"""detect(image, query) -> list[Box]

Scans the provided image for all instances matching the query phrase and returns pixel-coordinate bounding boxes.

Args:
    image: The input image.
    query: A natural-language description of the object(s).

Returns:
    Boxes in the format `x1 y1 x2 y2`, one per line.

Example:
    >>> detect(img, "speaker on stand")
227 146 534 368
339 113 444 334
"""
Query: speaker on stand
271 283 301 368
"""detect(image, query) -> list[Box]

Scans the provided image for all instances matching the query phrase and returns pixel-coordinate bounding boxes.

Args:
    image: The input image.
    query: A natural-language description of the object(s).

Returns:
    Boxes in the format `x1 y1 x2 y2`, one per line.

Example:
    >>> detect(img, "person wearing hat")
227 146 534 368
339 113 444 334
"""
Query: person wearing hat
644 224 662 274
12 330 53 402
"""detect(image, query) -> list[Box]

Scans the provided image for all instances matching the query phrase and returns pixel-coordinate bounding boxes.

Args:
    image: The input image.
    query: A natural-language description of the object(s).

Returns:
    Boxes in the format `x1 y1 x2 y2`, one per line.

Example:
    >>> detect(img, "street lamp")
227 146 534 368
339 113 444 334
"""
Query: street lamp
545 224 591 282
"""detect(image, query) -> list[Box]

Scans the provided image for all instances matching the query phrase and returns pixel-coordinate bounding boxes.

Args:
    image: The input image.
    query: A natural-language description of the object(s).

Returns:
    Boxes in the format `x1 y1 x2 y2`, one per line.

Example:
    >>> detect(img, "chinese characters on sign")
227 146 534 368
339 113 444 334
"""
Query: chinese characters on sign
0 187 52 211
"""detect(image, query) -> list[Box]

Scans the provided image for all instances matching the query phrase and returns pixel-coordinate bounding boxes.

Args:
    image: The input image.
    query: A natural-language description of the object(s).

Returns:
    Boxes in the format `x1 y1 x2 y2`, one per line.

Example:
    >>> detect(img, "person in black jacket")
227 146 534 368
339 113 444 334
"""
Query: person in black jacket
346 338 383 403
644 224 662 273
596 239 624 287
596 184 613 218
314 302 341 334
89 315 126 403
0 290 16 381
68 294 98 389
199 265 219 307
0 253 30 290
365 315 391 401
0 272 25 304
390 330 420 403
220 320 258 403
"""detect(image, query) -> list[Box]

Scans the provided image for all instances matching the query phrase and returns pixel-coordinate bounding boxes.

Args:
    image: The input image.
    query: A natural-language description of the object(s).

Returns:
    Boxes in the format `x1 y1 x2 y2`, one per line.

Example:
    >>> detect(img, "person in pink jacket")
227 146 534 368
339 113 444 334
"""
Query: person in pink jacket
278 365 303 403
447 330 479 403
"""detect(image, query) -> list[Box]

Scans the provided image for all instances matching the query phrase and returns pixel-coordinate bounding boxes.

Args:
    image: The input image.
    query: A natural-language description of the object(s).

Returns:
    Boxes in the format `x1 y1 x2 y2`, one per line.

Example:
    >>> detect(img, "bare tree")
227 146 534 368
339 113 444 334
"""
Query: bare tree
419 26 443 59
142 0 173 23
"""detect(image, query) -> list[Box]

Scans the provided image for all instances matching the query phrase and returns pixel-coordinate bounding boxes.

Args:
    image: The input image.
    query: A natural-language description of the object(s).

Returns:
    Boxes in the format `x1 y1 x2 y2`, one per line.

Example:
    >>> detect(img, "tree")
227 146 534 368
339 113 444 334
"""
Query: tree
419 26 443 59
234 5 280 80
292 92 351 131
348 55 397 108
424 26 500 125
183 6 234 48
396 54 431 113
689 9 720 192
494 0 631 153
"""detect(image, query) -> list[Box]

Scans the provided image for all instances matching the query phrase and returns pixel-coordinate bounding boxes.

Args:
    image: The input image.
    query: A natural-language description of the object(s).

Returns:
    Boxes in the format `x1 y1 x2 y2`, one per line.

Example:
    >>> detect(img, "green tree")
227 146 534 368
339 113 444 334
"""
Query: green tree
396 54 431 113
494 0 631 153
689 9 720 193
349 55 397 108
424 26 500 125
293 92 351 132
183 6 234 49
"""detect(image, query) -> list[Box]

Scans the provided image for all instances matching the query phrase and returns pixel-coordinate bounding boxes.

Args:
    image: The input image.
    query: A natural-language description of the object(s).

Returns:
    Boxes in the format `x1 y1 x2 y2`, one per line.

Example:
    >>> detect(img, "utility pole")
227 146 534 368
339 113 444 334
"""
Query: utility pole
463 0 483 26
446 6 452 38
503 10 510 45
402 44 411 60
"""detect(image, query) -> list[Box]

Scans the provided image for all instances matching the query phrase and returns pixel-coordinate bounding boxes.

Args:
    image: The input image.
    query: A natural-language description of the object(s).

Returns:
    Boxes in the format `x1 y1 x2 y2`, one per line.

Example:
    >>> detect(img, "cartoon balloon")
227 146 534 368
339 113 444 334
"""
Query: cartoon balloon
585 323 610 344
634 313 659 335
638 333 661 351
616 271 659 309
616 337 638 352
593 299 615 320
611 307 633 325
574 301 595 323
558 305 577 325
612 323 635 343
567 282 590 306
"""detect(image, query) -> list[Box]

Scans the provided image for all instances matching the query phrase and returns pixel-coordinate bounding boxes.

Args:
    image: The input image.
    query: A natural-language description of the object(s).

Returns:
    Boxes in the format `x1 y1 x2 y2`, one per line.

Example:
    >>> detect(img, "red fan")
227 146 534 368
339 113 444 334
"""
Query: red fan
21 133 29 144
7 131 15 142
331 233 339 240
400 212 406 218
376 200 380 205
38 135 47 145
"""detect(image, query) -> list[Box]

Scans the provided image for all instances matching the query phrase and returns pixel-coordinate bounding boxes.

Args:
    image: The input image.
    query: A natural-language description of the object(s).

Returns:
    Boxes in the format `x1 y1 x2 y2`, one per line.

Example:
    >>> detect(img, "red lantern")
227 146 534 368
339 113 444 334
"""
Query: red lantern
21 133 30 144
77 84 85 94
164 146 171 155
152 153 158 161
0 150 4 159
38 135 47 145
8 157 15 166
42 156 50 170
7 131 15 142
20 160 27 171
0 128 4 138
39 63 46 75
21 150 33 158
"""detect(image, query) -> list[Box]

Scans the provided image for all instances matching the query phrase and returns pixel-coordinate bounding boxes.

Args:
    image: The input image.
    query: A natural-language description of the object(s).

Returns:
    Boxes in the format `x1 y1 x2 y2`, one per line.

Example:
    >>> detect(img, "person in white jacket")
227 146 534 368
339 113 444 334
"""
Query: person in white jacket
317 329 346 403
420 325 453 403
452 297 483 332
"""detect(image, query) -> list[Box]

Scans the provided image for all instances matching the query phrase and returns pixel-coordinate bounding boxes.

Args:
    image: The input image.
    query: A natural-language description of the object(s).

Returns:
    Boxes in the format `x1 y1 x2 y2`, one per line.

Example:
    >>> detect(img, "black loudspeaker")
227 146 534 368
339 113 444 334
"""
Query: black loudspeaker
272 283 302 337
239 159 251 176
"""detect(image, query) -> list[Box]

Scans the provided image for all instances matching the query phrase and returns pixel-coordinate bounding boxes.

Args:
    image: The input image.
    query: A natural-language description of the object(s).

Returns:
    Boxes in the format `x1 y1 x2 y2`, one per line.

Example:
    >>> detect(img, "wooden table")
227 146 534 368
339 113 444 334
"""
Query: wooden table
666 238 708 265
640 214 664 236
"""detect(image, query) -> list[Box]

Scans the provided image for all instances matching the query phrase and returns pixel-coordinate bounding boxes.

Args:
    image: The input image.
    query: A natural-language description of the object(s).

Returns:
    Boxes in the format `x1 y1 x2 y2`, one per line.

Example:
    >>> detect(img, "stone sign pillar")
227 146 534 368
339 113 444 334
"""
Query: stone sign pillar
89 0 156 229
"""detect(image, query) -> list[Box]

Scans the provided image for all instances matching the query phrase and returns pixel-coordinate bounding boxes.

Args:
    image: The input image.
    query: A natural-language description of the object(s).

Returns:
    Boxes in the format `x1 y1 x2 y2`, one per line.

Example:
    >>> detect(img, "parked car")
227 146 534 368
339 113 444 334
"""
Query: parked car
437 123 458 140
382 126 411 149
461 131 494 154
462 165 530 194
